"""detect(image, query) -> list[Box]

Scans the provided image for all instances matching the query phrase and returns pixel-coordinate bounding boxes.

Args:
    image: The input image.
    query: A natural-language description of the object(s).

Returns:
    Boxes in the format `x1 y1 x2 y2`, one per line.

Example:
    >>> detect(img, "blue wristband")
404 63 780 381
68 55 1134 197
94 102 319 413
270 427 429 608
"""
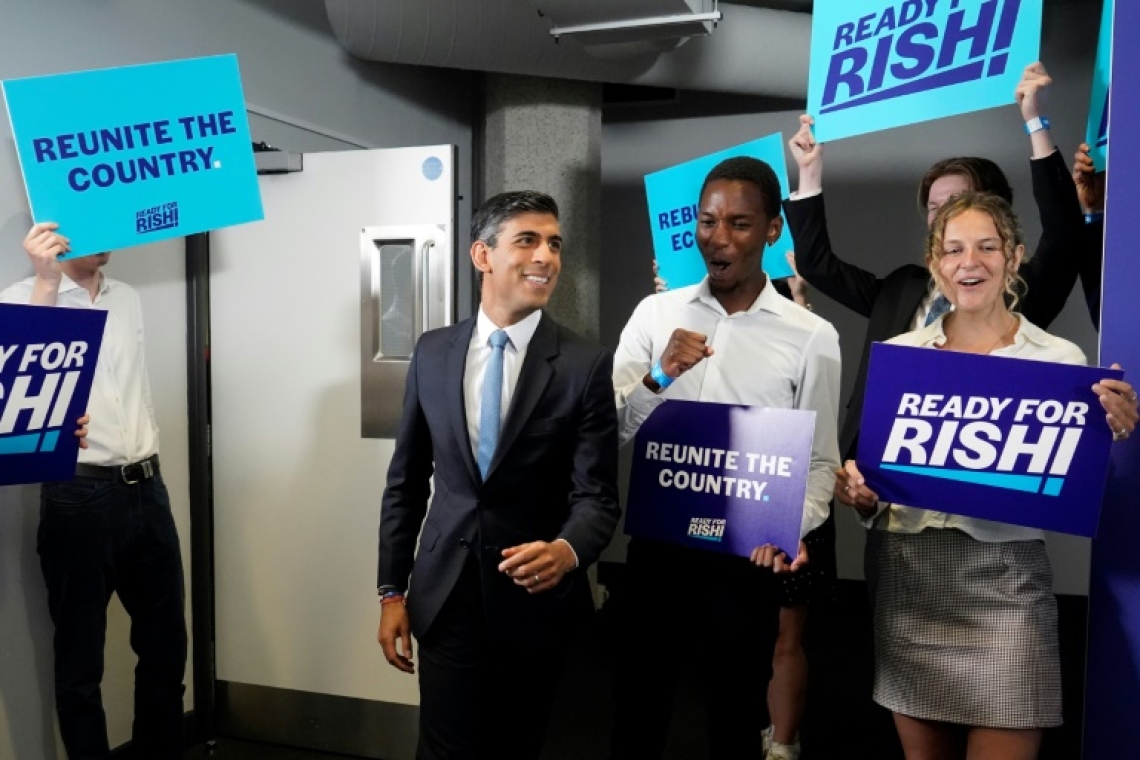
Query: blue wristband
1084 211 1104 225
1024 116 1051 135
649 360 674 390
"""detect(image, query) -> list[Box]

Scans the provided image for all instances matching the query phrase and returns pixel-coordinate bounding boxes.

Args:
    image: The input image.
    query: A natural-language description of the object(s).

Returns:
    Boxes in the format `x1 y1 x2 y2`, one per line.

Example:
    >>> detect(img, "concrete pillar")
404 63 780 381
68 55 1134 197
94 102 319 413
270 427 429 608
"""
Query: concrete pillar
483 74 603 340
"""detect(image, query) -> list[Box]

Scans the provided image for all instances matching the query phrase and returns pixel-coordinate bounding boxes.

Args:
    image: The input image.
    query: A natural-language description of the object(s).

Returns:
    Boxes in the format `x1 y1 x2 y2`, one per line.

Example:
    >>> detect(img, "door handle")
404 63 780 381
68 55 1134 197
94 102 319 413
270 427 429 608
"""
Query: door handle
419 239 435 334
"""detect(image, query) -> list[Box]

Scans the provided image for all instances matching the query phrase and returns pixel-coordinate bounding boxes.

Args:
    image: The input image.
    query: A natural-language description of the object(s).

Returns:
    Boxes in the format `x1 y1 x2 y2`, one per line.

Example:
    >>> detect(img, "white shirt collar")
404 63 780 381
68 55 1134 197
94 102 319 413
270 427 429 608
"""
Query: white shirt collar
475 307 543 351
57 272 111 298
923 312 1048 349
689 275 786 317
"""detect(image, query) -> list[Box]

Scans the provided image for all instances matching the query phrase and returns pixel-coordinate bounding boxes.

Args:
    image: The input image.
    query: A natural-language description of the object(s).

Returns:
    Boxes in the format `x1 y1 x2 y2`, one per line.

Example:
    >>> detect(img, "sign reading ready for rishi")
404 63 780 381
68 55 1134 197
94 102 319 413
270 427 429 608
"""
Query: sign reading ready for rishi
626 400 815 558
3 54 263 259
0 304 106 486
644 132 795 291
808 0 1043 142
858 343 1119 536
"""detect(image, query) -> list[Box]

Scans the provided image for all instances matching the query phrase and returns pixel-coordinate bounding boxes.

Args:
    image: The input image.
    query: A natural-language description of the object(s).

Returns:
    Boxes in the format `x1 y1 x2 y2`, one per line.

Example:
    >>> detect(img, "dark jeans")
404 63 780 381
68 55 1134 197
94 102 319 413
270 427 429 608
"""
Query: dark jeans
38 473 187 760
608 538 781 760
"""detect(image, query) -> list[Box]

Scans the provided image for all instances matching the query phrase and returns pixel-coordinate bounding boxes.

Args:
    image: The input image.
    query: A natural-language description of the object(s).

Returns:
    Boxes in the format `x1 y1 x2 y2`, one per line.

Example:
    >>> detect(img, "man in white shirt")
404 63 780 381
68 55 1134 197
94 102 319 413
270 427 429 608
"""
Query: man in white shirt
607 157 841 760
1 222 186 760
376 191 619 760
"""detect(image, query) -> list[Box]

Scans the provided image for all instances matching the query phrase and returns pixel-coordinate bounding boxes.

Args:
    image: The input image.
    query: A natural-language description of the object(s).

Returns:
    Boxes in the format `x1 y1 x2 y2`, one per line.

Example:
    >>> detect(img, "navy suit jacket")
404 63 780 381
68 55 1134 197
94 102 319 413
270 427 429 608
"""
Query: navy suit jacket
378 312 620 642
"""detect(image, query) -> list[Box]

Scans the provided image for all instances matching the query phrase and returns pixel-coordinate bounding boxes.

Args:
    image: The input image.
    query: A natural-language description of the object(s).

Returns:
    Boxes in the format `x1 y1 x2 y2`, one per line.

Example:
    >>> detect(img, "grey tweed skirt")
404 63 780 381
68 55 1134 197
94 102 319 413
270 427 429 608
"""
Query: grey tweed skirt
871 528 1062 729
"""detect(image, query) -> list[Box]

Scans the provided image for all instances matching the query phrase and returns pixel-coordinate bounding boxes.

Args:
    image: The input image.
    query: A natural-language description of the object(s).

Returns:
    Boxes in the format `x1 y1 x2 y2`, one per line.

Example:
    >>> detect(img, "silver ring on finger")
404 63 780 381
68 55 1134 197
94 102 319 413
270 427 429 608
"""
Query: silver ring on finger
1130 391 1138 402
534 573 541 583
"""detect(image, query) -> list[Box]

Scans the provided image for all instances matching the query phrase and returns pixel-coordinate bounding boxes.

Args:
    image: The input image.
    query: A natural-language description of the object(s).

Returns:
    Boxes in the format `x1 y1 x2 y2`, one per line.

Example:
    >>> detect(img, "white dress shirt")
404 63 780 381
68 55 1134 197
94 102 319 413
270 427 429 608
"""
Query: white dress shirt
463 307 542 463
0 273 159 467
862 313 1087 542
613 277 842 537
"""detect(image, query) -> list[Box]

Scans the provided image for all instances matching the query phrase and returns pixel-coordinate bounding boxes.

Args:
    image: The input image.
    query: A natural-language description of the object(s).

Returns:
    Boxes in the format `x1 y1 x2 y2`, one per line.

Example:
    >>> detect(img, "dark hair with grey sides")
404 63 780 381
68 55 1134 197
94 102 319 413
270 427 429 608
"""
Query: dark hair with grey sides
699 156 782 220
471 190 560 248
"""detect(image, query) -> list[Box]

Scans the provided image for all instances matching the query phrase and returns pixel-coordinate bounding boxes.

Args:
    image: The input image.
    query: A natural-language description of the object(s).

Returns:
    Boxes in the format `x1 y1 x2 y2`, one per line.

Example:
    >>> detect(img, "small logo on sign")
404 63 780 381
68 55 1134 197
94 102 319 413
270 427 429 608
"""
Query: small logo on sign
687 516 727 542
136 201 179 234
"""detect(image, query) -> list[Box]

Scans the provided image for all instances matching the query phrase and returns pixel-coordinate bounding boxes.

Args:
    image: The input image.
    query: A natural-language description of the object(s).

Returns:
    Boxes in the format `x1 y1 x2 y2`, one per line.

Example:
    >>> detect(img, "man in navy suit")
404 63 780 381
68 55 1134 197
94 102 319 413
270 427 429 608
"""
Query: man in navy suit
376 190 620 760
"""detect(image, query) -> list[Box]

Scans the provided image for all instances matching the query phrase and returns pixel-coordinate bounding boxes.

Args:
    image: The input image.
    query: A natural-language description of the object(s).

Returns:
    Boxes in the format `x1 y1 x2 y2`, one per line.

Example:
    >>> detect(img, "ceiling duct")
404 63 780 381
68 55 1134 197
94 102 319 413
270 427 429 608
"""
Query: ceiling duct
324 0 810 99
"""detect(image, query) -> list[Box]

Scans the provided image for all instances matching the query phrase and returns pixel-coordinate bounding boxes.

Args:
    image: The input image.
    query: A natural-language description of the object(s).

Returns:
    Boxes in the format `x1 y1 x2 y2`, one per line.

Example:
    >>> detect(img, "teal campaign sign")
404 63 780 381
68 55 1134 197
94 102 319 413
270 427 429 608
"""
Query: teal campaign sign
1086 0 1112 170
3 54 263 258
644 133 794 291
808 0 1043 142
0 304 106 486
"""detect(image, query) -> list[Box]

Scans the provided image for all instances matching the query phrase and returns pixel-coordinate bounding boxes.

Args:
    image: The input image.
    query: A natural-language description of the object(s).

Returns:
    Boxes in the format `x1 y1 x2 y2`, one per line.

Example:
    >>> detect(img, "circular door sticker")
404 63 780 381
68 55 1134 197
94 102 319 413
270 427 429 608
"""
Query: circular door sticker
422 156 443 181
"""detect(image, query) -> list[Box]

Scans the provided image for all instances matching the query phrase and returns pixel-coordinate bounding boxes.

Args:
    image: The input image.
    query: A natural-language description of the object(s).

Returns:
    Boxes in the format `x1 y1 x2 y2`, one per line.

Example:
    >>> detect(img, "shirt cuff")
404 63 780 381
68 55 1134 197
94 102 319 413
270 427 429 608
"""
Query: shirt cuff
857 502 889 529
626 379 668 413
788 188 823 201
554 538 579 569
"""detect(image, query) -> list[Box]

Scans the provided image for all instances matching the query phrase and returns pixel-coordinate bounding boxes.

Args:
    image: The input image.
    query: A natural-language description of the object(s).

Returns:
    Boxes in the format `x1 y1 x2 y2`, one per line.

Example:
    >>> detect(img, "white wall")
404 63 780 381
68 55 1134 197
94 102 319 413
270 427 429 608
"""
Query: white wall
0 1 474 757
599 0 1103 595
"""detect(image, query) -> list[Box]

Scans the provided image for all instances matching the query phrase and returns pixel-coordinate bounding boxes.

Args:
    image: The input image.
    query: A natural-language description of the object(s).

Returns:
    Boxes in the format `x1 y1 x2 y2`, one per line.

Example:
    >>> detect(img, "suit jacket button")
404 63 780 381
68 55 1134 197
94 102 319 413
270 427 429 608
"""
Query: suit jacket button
459 538 470 549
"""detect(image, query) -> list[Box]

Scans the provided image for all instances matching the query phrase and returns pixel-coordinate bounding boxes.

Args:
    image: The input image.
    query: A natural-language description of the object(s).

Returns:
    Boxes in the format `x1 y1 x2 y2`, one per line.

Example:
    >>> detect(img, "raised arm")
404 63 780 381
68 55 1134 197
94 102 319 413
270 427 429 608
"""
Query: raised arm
783 114 886 318
1013 63 1084 330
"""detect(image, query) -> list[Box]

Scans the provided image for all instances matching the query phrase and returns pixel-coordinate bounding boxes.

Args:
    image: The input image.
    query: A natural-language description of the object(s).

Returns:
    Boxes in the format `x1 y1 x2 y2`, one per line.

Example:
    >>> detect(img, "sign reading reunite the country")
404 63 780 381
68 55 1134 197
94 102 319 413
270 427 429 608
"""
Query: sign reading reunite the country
644 132 795 292
0 304 106 486
626 400 815 558
2 54 263 258
858 343 1120 536
1086 0 1113 170
807 0 1043 142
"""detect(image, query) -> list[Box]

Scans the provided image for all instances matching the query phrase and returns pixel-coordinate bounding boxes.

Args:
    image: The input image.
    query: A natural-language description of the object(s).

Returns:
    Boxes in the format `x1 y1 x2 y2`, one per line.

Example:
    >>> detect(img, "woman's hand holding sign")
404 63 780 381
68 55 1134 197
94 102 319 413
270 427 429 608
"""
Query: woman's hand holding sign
836 459 879 519
751 541 809 574
1095 363 1139 442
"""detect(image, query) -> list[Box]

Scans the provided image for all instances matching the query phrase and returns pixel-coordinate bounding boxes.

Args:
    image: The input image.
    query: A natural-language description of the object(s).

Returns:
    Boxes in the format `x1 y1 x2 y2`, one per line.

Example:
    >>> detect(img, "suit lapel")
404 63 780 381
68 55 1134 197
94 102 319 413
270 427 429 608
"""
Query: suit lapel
486 313 559 478
447 318 481 485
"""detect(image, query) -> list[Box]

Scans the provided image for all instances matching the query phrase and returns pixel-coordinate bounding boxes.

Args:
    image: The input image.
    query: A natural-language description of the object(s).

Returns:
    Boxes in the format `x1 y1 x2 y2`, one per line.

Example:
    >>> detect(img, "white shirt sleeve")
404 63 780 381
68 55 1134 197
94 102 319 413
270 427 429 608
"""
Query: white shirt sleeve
612 298 666 446
794 322 842 537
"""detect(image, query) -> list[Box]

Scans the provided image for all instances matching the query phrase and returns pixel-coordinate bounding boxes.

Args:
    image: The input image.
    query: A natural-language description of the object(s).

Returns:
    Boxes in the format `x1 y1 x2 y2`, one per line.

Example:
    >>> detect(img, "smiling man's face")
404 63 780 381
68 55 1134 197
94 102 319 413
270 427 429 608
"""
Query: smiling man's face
472 211 562 326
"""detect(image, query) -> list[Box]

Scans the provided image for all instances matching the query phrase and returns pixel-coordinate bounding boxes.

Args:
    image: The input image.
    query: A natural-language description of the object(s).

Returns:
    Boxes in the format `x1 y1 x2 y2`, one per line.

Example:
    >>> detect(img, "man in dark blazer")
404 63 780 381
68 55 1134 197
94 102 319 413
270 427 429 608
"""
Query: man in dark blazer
376 190 620 760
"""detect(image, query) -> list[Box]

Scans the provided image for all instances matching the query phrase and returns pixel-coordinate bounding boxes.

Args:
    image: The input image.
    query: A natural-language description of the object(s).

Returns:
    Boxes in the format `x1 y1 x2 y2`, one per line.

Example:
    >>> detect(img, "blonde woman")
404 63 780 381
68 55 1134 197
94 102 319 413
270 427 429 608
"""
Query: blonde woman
836 192 1138 760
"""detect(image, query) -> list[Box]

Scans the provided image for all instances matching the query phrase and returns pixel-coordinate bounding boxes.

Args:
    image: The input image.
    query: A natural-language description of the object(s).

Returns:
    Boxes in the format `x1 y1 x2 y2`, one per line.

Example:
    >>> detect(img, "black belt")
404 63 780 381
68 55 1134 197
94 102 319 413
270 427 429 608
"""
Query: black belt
75 454 160 485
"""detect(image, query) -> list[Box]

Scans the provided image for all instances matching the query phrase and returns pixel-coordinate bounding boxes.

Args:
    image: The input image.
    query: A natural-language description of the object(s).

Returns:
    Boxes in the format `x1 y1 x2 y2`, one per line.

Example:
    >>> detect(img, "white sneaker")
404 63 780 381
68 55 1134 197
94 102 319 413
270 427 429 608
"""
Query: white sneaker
761 725 801 760
767 742 801 760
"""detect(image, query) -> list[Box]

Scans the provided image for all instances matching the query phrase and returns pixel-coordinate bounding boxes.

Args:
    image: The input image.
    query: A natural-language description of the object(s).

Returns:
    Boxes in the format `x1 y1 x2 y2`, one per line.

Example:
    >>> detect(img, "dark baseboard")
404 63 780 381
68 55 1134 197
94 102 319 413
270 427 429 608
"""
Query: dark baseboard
111 711 198 758
213 681 418 759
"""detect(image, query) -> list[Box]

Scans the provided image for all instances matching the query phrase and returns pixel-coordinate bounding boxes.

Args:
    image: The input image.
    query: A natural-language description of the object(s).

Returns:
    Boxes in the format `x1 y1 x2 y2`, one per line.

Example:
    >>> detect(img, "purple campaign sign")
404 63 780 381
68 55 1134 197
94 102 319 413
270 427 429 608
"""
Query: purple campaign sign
858 343 1119 536
626 400 816 558
0 304 106 485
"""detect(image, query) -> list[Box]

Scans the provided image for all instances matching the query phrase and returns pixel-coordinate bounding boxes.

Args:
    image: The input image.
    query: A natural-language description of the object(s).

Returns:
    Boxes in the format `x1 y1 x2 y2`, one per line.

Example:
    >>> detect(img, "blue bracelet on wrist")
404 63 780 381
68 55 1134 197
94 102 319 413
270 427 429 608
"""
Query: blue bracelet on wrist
649 360 674 390
1024 116 1051 135
1084 211 1104 225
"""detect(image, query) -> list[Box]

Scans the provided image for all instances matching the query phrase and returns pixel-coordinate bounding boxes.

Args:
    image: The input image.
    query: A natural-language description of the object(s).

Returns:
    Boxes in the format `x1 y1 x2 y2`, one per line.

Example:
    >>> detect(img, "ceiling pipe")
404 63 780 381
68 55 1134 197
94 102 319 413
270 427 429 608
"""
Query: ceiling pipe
324 0 810 99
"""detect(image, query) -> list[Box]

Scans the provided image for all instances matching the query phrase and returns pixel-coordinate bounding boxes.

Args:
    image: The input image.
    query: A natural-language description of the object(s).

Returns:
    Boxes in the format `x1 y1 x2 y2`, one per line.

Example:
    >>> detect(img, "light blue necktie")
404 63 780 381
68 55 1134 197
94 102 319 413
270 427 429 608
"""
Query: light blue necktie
477 329 510 479
924 293 953 326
